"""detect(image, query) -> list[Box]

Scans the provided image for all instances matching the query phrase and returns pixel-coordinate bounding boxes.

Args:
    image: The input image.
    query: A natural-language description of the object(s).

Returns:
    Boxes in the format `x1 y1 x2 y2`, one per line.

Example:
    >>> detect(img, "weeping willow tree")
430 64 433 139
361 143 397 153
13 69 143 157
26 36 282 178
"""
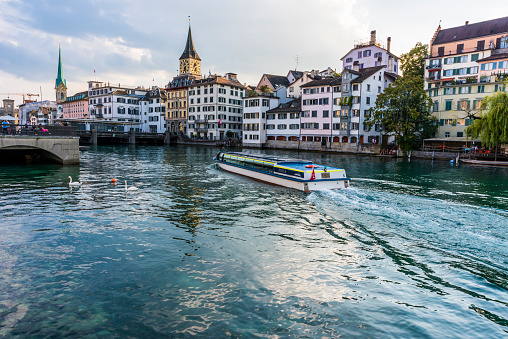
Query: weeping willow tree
466 91 508 161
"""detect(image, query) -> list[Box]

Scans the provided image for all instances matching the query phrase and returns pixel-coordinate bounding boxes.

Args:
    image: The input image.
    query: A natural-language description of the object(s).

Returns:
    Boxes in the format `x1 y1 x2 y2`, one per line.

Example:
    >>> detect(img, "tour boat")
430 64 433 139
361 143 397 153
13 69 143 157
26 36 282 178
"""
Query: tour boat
214 151 350 192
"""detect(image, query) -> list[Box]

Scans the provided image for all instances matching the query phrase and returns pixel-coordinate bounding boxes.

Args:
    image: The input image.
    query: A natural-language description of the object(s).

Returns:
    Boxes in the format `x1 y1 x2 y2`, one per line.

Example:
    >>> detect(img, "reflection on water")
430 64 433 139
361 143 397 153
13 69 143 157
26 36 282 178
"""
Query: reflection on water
0 145 507 337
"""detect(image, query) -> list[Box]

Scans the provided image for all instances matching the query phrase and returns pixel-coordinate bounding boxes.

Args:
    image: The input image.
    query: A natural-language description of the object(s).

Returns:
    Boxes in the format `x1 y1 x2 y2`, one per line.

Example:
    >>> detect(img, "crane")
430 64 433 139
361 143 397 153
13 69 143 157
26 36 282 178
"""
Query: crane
0 93 40 103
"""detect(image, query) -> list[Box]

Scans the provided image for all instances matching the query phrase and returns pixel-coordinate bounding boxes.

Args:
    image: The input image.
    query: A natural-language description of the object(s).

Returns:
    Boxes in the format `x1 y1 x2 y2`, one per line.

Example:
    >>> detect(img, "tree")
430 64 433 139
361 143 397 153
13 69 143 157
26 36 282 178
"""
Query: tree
366 43 437 153
258 85 272 95
466 91 508 161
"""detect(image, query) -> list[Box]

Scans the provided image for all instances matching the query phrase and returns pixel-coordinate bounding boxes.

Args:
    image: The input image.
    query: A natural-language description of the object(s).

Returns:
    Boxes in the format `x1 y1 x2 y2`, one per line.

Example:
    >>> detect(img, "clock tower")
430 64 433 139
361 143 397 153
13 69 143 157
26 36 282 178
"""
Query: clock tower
179 24 201 78
55 42 67 103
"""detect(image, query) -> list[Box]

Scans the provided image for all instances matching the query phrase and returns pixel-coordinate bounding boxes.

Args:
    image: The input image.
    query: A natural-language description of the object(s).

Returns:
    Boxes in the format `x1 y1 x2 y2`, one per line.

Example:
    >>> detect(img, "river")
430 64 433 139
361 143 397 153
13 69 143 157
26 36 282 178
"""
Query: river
0 145 507 338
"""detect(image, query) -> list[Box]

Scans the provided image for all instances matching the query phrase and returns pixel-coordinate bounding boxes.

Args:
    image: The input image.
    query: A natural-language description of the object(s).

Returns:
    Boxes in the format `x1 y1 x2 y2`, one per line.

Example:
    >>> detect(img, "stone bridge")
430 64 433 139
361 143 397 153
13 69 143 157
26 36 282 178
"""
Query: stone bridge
0 136 80 164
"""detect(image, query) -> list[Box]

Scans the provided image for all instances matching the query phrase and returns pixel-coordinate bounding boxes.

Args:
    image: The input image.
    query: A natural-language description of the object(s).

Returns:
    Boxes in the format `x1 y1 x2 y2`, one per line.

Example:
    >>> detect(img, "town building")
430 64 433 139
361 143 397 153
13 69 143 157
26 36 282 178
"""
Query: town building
242 94 280 145
341 30 398 74
87 81 147 130
18 101 57 125
62 92 88 120
140 87 167 133
187 73 246 140
298 65 397 147
265 99 302 142
165 24 201 135
425 17 508 138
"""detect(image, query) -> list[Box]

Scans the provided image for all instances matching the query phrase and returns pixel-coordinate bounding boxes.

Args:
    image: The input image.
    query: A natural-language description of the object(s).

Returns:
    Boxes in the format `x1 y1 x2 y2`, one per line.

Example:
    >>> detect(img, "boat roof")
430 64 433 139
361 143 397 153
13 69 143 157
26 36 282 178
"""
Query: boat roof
222 152 312 164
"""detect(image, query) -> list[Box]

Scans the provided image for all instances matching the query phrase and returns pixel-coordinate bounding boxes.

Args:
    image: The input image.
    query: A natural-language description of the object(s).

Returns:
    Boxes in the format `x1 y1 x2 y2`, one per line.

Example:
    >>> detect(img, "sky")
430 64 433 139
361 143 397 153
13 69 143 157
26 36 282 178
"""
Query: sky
1 0 508 107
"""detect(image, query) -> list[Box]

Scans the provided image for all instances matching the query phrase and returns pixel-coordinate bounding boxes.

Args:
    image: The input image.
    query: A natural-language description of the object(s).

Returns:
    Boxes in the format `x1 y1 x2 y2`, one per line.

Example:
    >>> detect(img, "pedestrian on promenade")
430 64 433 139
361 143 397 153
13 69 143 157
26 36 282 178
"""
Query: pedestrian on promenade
2 120 8 135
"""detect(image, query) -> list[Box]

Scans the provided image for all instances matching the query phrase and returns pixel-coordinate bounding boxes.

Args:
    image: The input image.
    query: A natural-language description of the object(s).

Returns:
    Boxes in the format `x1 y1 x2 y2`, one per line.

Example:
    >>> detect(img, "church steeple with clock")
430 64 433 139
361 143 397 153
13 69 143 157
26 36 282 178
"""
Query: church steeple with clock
55 41 67 103
179 23 201 78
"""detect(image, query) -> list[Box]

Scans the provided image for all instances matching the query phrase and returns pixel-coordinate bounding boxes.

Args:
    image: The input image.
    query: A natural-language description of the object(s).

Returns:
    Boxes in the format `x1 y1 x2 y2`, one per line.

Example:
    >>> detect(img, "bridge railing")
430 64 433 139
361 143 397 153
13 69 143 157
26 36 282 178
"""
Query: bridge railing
1 124 78 137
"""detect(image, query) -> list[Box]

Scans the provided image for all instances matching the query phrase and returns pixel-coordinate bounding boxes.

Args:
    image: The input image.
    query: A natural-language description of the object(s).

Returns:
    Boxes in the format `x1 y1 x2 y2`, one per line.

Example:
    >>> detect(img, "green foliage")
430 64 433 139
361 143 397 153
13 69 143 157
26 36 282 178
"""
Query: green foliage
466 91 508 149
366 42 437 153
258 85 272 94
367 76 436 152
247 90 257 97
400 42 427 79
226 130 234 138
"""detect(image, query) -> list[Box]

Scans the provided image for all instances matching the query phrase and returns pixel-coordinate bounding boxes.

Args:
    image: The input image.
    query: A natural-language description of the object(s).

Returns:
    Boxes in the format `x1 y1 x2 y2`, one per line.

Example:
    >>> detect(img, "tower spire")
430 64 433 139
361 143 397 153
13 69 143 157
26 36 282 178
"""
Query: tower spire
179 21 200 60
55 41 66 88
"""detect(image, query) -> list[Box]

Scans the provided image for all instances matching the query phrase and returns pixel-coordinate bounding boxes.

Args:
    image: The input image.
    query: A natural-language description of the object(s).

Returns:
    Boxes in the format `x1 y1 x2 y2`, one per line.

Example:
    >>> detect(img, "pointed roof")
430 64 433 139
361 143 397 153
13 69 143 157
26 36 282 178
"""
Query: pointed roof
55 42 66 88
180 25 200 60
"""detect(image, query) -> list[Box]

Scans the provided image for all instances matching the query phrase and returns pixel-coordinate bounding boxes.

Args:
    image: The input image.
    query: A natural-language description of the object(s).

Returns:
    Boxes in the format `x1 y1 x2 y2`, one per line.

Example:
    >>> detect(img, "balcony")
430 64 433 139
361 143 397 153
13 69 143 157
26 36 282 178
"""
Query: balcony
195 119 208 124
426 75 441 82
426 64 442 70
195 128 208 133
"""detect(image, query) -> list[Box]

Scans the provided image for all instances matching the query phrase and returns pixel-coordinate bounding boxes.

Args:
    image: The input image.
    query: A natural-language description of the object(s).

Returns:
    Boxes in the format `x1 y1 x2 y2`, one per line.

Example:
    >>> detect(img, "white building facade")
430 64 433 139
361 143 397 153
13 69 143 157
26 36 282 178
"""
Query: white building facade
187 73 246 140
242 95 279 146
87 81 147 131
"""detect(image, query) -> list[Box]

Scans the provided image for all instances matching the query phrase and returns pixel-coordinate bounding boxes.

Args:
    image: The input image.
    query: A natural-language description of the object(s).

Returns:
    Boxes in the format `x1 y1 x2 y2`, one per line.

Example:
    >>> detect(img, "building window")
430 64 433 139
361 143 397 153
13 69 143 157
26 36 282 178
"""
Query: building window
444 132 451 137
501 36 508 49
323 110 329 118
366 97 371 105
346 57 353 63
457 132 464 137
323 123 330 129
445 101 452 111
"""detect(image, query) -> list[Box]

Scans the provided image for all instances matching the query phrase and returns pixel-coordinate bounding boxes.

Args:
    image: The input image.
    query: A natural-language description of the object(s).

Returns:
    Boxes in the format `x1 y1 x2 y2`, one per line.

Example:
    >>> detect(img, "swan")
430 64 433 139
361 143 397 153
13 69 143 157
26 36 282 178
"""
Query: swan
125 180 138 191
67 176 81 187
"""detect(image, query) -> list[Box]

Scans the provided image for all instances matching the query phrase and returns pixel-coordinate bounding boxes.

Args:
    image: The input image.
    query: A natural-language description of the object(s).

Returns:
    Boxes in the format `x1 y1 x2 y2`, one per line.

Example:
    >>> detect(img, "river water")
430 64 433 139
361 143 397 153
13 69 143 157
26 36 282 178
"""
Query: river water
0 145 507 338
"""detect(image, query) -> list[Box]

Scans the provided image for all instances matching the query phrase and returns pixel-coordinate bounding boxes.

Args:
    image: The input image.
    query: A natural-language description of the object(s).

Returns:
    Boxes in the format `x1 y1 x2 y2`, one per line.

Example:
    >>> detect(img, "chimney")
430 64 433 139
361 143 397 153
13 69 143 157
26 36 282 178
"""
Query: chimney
465 21 469 25
370 30 376 45
353 61 359 72
387 37 391 52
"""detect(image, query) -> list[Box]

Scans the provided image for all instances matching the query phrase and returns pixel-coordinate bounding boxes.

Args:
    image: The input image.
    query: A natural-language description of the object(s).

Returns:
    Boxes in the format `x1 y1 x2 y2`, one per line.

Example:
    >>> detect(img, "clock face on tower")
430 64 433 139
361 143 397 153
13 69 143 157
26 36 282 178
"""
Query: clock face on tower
192 60 200 74
180 59 189 74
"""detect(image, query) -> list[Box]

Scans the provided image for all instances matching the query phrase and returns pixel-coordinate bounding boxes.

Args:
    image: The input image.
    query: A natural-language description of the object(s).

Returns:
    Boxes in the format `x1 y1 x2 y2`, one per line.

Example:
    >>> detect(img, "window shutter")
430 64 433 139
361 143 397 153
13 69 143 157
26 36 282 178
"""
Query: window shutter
467 100 471 109
452 119 457 126
453 88 456 94
481 64 485 71
495 85 499 92
496 37 501 49
493 62 497 70
457 101 461 110
473 100 477 108
439 119 444 126
468 87 472 94
465 119 471 126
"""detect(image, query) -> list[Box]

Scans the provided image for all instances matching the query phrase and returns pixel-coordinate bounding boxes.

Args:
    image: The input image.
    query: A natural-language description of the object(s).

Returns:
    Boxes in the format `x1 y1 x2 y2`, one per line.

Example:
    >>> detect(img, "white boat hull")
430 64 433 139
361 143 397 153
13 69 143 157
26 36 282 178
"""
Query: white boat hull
217 162 348 192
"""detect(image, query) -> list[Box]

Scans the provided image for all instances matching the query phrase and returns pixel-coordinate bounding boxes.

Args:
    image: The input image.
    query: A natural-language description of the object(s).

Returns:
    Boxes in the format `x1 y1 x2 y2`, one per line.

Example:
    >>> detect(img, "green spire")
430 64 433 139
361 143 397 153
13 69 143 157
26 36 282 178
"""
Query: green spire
179 24 200 61
55 42 66 88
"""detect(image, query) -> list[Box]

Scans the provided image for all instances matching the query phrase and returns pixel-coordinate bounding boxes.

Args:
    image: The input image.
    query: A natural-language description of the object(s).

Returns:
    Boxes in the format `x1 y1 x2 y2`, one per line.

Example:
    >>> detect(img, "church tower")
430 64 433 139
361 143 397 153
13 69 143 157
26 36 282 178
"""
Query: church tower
179 24 201 78
55 42 67 103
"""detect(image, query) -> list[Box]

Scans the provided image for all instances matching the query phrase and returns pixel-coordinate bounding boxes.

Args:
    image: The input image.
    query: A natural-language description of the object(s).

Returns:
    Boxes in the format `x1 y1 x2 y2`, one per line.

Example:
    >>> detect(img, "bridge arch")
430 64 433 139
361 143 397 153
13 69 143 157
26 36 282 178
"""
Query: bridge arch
0 136 80 164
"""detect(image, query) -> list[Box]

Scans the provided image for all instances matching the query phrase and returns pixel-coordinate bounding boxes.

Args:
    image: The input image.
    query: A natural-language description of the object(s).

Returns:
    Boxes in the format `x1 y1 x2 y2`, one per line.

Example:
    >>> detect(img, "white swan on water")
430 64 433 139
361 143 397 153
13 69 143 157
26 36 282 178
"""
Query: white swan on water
67 176 81 187
125 180 138 191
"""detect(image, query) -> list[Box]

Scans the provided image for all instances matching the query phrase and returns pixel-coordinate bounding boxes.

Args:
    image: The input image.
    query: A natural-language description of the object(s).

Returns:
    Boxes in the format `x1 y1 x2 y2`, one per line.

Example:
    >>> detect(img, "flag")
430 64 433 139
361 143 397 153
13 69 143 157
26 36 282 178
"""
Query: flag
310 168 316 180
219 118 222 126
209 69 211 77
94 69 95 74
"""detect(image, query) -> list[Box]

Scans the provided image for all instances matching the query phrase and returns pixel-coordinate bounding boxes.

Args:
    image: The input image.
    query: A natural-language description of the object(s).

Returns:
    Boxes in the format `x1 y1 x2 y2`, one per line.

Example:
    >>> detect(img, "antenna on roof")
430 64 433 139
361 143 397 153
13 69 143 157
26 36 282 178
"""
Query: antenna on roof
294 55 301 71
438 19 442 28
